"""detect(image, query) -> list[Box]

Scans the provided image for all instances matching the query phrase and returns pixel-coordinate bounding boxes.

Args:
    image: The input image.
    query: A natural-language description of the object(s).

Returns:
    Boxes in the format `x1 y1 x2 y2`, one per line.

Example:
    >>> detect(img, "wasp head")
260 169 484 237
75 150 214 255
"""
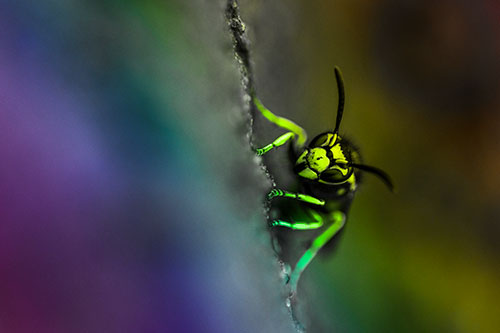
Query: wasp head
292 67 394 192
293 132 355 186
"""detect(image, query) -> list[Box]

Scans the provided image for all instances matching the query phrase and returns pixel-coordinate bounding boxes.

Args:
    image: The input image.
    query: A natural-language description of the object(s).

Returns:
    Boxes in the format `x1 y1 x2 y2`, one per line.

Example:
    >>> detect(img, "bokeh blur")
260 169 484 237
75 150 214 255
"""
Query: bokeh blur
1 0 499 332
245 0 500 331
1 1 292 332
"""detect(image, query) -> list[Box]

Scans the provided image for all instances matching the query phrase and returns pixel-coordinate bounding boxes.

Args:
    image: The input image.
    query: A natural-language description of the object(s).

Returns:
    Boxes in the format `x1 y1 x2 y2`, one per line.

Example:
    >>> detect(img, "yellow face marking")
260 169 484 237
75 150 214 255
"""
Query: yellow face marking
307 148 330 173
298 168 318 180
295 149 308 165
329 143 347 162
320 133 338 147
346 172 357 190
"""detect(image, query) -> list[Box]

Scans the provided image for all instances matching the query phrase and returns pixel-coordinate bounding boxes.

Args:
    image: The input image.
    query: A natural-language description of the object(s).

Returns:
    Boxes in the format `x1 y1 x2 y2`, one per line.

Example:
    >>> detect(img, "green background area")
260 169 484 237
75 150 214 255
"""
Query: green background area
2 0 499 332
244 0 500 331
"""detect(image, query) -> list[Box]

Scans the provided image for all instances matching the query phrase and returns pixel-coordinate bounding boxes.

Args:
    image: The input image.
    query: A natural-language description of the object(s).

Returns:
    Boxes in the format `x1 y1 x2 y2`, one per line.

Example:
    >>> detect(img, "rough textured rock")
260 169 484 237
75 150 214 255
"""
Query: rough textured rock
0 1 295 332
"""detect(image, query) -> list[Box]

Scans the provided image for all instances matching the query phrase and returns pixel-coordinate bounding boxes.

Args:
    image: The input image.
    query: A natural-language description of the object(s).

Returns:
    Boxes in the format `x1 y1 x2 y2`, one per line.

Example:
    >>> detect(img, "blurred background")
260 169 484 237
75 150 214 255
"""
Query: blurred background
245 0 500 331
1 0 499 332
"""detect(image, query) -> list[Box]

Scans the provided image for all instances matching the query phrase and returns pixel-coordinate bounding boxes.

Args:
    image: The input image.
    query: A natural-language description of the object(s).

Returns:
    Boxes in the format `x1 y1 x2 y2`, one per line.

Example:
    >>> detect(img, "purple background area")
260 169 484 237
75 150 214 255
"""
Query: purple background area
1 1 500 332
0 2 286 332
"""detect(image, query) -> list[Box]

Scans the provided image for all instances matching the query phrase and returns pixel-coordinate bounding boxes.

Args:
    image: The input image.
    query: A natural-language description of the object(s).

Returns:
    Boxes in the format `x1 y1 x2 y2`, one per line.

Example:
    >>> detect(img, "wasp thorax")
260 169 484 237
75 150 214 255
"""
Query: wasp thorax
306 148 330 173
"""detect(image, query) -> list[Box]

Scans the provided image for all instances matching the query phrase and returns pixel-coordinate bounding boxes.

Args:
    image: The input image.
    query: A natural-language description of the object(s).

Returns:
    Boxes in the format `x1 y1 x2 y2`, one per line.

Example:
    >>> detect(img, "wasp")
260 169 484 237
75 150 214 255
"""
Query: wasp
253 67 394 294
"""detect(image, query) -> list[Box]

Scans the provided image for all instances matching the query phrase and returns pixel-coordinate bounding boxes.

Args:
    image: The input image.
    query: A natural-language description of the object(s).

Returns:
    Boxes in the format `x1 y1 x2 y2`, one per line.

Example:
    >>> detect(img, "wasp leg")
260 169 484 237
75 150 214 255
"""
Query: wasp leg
255 132 295 156
289 211 346 293
267 189 325 206
270 209 324 230
253 97 307 147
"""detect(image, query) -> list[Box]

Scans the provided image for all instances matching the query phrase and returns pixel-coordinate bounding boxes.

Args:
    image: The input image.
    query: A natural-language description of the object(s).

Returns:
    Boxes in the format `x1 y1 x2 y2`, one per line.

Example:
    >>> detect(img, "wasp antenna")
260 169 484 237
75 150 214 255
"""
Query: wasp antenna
333 66 345 134
351 163 395 193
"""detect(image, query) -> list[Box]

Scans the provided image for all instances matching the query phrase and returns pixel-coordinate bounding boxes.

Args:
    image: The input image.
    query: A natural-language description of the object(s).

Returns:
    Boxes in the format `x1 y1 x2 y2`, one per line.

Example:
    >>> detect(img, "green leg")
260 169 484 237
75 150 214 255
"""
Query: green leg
256 132 295 156
253 97 307 147
268 188 325 206
271 209 324 230
289 211 346 293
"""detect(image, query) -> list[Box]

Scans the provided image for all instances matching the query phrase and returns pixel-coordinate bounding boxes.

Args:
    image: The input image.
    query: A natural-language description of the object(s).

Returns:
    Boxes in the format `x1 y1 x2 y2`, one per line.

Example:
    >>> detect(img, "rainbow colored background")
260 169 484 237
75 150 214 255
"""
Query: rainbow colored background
1 1 499 332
